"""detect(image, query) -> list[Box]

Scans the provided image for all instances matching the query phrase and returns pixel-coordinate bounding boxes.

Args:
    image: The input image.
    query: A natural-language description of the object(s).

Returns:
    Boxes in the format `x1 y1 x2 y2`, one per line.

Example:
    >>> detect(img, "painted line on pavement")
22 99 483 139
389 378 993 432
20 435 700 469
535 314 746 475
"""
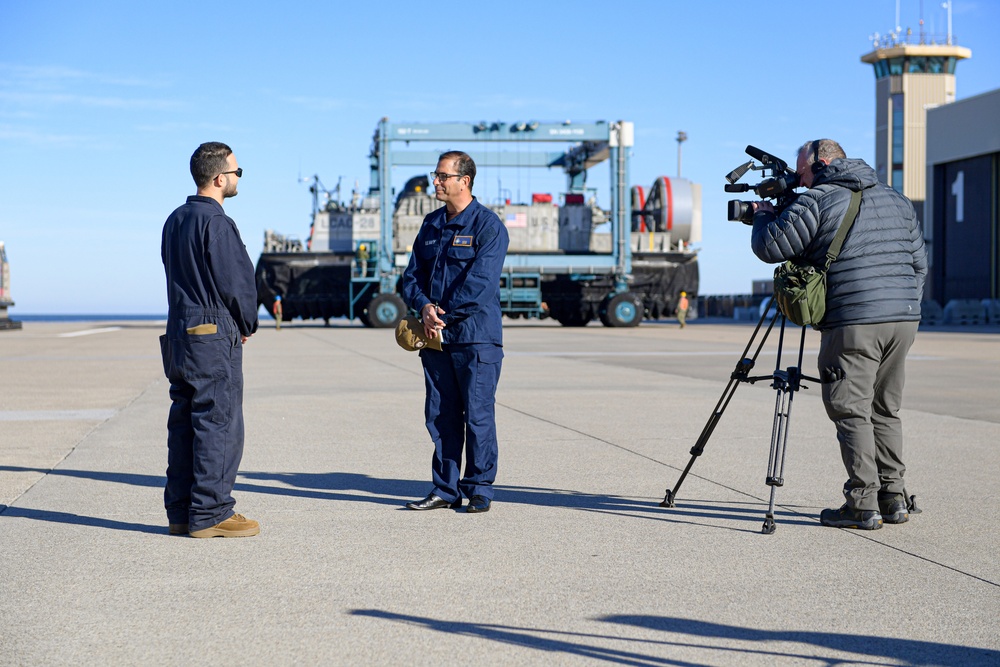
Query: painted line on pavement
0 409 118 421
57 327 122 338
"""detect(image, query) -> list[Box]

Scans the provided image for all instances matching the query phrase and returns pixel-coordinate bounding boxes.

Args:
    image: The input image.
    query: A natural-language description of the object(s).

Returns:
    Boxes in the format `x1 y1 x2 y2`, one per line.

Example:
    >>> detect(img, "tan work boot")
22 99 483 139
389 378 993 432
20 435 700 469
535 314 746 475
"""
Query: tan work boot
189 513 260 538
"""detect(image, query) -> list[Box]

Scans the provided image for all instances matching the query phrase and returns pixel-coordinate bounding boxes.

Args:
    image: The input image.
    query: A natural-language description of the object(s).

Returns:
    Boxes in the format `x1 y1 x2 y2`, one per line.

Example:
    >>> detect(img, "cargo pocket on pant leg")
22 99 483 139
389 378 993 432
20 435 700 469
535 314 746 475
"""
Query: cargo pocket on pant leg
821 368 851 421
474 346 504 400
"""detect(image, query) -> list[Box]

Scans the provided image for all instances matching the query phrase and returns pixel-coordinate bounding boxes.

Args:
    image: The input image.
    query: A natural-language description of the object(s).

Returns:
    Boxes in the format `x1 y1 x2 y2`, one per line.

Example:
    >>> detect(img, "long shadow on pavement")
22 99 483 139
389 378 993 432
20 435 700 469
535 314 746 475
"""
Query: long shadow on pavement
351 609 999 666
0 466 813 532
0 506 164 534
239 471 814 530
603 615 1000 666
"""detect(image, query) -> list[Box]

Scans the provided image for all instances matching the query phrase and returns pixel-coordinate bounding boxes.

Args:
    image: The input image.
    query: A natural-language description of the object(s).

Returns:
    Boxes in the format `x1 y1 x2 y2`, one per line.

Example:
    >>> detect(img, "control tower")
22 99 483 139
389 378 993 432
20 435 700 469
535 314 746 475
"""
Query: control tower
860 15 970 223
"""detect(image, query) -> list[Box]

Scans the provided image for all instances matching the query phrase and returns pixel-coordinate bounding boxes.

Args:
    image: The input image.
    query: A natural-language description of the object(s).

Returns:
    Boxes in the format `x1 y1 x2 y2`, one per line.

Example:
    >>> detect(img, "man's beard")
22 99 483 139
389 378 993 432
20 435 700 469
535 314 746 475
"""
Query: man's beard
223 184 238 199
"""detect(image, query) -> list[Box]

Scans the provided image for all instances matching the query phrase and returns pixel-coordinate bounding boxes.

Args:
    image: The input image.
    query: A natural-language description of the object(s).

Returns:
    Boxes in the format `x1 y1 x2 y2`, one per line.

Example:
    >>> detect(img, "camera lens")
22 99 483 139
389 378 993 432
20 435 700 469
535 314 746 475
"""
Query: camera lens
728 200 754 224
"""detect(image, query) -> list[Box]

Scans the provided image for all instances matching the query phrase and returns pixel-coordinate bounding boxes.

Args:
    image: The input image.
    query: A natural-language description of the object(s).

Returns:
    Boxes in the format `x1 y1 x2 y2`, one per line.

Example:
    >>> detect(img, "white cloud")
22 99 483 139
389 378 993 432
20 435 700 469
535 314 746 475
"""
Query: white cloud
0 63 170 89
0 90 182 111
134 121 234 133
279 95 354 112
0 123 95 146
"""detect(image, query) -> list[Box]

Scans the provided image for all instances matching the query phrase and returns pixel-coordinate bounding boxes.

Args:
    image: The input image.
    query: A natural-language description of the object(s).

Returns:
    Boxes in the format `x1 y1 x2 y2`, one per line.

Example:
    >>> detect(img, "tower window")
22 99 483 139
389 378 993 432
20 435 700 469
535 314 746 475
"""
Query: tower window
891 93 904 194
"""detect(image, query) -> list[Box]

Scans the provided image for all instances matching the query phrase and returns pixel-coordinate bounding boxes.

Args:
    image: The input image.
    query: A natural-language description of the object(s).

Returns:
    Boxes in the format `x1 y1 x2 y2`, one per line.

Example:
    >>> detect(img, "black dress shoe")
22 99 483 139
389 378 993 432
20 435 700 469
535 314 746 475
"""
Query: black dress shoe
466 495 491 513
405 493 461 510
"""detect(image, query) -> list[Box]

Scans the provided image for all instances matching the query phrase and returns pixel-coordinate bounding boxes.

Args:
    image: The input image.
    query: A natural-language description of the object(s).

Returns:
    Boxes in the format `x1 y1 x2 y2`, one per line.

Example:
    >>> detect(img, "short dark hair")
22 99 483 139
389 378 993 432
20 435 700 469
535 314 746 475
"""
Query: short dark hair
439 150 476 191
799 139 846 164
190 142 233 188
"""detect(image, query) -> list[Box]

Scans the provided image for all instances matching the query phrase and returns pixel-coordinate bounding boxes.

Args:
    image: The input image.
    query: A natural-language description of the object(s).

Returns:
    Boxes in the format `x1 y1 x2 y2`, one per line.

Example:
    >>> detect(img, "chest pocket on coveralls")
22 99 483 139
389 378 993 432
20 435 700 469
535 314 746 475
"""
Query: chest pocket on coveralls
446 244 476 263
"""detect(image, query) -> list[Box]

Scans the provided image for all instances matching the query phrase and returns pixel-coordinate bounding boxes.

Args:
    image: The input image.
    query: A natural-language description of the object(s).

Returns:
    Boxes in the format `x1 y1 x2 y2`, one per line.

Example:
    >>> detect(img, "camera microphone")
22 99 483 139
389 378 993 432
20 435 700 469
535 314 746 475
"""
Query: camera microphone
726 160 754 184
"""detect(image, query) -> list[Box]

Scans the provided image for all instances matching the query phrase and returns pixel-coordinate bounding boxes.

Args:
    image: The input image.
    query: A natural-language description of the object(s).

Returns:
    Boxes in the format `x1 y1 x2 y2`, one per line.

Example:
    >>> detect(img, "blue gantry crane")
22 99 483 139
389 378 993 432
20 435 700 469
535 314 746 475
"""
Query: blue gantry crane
255 118 700 328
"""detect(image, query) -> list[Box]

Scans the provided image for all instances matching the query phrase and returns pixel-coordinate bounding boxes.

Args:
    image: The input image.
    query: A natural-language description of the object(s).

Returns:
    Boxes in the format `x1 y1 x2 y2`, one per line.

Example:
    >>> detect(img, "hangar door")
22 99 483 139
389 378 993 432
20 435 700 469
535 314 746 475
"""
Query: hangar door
932 154 999 302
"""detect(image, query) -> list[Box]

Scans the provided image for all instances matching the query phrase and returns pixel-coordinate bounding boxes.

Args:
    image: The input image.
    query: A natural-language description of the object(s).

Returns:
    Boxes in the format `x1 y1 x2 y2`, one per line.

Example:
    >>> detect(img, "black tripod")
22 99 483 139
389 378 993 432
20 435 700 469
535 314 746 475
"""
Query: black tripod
660 304 819 534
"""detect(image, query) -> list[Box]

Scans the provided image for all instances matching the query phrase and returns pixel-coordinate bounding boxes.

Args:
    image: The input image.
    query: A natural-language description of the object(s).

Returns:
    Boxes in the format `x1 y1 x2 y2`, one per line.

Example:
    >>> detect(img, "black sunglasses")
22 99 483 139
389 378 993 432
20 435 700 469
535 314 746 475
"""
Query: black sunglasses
221 168 243 178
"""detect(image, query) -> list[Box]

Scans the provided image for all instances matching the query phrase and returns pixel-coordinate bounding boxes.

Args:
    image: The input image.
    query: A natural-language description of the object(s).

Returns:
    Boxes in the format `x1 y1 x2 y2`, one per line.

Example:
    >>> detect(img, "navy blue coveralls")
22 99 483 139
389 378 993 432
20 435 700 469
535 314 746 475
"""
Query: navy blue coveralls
400 197 510 502
160 195 258 532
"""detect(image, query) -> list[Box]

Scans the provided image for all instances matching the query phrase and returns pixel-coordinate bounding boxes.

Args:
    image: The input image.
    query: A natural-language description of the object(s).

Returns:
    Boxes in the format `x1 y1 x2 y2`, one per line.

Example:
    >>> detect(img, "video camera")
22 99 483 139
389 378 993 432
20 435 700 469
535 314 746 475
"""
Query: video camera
725 145 800 224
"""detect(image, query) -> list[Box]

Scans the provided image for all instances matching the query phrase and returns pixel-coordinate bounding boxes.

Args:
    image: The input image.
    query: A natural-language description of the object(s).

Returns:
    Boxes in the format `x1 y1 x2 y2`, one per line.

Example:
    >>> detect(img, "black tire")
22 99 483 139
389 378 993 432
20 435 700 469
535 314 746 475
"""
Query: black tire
599 292 644 327
364 293 406 328
555 307 592 327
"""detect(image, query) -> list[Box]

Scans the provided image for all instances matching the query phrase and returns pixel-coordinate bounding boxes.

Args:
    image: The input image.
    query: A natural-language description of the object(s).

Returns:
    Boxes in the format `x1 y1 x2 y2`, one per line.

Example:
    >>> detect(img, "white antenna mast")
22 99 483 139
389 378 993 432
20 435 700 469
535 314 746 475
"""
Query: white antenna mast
944 0 953 45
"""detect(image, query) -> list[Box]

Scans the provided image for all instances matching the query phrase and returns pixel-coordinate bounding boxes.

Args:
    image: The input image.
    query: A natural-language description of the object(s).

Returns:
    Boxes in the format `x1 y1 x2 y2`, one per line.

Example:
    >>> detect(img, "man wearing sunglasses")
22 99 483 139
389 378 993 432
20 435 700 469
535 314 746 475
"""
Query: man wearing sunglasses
401 151 510 514
159 142 260 538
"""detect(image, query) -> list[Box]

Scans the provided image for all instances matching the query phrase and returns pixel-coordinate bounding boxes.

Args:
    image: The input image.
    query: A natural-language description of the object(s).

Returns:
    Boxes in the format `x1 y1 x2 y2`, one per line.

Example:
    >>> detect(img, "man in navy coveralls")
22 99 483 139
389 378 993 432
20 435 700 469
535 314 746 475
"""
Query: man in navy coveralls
160 142 260 537
401 151 509 514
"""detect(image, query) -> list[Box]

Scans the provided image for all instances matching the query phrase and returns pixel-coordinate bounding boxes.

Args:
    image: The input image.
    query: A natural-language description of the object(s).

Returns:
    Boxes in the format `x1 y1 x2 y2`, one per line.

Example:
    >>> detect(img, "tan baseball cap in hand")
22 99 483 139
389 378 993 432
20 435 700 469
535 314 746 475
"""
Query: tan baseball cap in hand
395 316 443 352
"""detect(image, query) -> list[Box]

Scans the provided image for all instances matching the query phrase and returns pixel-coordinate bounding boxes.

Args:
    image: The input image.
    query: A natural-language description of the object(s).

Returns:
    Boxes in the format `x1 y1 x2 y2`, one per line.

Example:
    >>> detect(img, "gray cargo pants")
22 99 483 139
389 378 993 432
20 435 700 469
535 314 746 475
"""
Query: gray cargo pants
817 321 918 512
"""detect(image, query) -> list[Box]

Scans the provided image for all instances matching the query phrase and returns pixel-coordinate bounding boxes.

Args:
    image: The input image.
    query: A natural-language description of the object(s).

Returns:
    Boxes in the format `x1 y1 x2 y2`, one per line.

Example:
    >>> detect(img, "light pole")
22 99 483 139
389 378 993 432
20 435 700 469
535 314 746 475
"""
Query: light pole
676 131 688 177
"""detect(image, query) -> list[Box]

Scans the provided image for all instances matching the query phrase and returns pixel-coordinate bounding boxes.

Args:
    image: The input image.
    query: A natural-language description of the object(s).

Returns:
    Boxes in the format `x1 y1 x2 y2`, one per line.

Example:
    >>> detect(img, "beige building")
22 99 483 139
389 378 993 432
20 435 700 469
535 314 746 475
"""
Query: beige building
860 41 971 223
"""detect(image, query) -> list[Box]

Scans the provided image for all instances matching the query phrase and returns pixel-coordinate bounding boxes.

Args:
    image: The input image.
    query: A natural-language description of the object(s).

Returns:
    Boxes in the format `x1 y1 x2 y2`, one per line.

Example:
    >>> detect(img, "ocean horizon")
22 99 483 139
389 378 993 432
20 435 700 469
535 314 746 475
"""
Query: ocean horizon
8 311 279 322
10 314 168 322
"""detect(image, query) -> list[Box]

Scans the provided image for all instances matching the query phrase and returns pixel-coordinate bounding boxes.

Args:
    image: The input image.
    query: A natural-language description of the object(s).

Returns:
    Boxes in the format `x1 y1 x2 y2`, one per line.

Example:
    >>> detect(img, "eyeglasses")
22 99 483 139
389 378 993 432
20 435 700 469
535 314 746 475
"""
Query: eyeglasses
221 168 243 178
431 171 461 182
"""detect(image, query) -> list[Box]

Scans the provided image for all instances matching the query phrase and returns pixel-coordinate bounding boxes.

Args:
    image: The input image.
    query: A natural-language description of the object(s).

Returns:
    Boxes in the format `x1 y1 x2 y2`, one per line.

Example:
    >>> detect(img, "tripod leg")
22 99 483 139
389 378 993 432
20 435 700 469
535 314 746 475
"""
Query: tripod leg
661 307 780 510
762 384 793 534
762 326 808 533
904 487 922 514
661 376 740 507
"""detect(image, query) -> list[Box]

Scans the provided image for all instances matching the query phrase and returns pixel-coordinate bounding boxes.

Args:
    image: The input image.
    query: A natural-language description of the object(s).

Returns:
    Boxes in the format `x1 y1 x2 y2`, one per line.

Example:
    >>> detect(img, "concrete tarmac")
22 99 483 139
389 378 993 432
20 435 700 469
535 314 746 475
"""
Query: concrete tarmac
1 318 998 666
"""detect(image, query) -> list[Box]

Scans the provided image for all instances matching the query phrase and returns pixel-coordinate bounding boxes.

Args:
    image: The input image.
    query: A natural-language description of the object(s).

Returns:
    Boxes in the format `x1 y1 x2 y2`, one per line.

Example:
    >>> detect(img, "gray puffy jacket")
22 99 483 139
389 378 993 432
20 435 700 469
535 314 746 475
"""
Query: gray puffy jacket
751 158 927 330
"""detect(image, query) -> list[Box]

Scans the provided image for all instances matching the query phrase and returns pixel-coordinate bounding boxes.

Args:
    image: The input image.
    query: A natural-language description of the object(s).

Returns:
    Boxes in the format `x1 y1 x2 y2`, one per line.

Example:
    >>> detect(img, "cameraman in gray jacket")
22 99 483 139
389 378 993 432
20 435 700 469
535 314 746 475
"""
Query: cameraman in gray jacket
750 139 927 530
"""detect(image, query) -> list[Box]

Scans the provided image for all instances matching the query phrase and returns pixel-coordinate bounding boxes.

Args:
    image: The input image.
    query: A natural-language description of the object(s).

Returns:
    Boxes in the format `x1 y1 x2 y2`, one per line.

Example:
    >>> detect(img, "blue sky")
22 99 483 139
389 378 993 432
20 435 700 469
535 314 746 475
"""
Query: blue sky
1 0 997 314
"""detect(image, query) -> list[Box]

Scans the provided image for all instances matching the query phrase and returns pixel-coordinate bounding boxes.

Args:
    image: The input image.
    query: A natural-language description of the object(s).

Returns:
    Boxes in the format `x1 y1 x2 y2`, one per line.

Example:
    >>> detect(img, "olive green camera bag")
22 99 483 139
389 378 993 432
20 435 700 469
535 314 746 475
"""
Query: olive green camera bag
773 189 862 328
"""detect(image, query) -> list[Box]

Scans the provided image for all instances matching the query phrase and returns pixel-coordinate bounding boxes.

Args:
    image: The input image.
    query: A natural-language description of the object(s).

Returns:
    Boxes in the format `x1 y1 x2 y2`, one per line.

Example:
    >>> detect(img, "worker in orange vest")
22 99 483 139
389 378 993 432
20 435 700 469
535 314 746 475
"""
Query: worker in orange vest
676 291 689 328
